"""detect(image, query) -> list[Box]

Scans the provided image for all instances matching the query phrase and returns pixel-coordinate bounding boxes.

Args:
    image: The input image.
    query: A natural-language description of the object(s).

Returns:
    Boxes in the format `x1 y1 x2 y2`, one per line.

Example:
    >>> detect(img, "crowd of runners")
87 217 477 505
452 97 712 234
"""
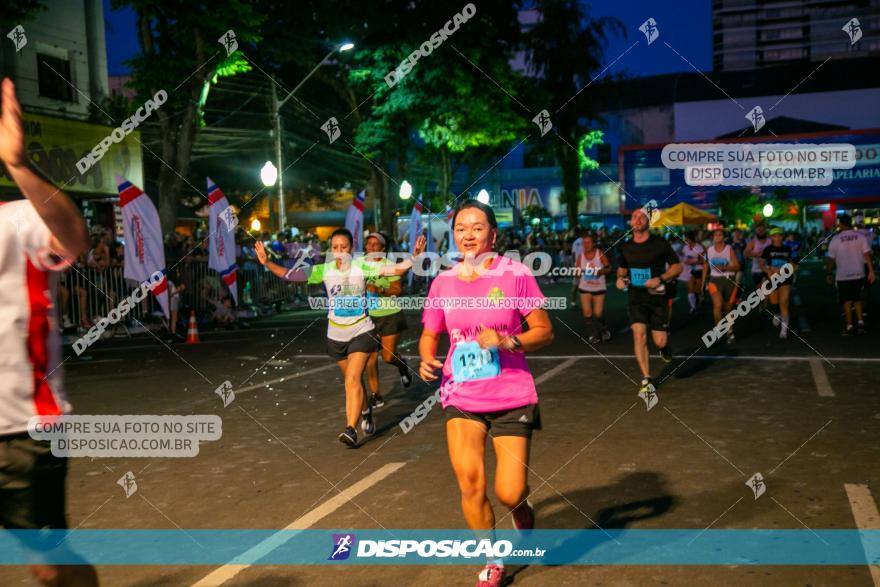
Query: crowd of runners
251 197 874 586
1 74 878 587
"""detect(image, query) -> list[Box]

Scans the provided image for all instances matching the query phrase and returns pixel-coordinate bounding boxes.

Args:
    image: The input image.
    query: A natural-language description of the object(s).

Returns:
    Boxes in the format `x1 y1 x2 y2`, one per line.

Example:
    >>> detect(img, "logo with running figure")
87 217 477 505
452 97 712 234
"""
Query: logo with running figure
7 25 27 52
117 471 138 498
639 18 660 45
746 472 766 499
746 105 765 133
329 533 356 560
842 18 862 45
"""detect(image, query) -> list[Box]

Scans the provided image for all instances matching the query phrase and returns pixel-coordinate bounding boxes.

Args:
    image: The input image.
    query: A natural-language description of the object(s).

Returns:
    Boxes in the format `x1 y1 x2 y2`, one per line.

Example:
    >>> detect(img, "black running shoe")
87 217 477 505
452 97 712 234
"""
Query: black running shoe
338 426 357 448
399 363 413 388
369 393 385 409
511 500 535 530
843 325 855 336
857 322 867 335
659 346 673 363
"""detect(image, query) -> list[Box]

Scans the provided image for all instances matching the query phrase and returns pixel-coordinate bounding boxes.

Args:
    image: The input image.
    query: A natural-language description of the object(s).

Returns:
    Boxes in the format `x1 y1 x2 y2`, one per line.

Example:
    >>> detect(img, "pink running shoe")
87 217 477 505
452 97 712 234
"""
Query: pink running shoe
475 563 504 587
511 500 535 530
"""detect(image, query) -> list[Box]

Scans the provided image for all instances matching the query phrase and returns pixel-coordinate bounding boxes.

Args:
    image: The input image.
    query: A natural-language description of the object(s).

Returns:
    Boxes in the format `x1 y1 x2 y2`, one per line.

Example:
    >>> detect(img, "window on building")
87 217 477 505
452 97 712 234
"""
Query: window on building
37 54 74 102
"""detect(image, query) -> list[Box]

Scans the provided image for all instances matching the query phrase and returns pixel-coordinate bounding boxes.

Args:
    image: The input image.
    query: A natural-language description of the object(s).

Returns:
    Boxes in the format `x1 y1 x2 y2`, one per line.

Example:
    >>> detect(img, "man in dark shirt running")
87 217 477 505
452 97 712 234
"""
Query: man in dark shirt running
617 208 682 394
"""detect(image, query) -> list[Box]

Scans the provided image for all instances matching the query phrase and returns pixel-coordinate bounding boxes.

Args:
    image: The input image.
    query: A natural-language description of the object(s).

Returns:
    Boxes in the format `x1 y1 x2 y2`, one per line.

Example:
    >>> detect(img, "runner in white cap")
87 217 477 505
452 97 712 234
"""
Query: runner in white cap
256 230 425 447
760 228 797 339
363 232 413 409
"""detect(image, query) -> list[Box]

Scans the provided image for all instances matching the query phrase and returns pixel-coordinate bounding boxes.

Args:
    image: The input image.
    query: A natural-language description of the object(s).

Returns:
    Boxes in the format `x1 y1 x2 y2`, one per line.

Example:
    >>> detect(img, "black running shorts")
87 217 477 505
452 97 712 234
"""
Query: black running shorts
837 278 864 303
0 434 68 541
445 404 541 438
326 331 379 361
628 290 669 331
370 312 408 338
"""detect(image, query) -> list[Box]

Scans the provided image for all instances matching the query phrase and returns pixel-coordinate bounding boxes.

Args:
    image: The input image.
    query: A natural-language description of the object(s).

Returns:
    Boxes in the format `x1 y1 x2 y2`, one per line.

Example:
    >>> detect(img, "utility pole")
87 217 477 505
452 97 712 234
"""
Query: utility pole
270 77 286 232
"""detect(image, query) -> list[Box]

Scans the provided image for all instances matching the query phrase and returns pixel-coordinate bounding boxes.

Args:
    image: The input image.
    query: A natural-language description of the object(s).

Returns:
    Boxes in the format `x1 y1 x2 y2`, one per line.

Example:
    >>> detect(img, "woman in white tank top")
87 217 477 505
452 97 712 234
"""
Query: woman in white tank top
681 232 707 313
576 234 611 343
706 228 741 344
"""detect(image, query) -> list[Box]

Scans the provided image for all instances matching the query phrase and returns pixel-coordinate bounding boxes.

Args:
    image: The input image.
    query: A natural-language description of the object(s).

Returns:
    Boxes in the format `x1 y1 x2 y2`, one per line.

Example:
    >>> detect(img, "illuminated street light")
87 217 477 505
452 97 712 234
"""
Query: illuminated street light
400 180 413 200
260 161 277 187
762 203 774 217
476 189 490 204
250 218 261 231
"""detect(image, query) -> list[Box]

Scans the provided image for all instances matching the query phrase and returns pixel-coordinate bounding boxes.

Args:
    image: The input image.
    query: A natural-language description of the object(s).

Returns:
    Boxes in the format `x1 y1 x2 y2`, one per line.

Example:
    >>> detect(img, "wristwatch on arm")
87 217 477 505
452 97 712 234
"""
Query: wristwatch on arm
506 335 523 352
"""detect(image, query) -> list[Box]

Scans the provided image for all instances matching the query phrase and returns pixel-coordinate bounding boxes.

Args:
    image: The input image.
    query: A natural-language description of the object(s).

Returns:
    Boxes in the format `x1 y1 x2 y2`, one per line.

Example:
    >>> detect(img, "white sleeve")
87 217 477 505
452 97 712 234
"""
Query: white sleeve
9 200 51 253
862 234 871 254
827 237 837 259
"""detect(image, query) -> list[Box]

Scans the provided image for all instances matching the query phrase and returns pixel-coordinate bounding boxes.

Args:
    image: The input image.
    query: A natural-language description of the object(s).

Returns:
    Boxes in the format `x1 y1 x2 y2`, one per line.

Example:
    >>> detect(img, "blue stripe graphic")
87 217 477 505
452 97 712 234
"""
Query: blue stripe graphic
1 530 877 565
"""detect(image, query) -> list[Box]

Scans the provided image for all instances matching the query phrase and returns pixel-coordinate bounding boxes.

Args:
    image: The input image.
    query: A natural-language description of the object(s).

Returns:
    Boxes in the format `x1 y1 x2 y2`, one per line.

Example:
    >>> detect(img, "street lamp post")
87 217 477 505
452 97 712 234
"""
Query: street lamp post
271 42 354 233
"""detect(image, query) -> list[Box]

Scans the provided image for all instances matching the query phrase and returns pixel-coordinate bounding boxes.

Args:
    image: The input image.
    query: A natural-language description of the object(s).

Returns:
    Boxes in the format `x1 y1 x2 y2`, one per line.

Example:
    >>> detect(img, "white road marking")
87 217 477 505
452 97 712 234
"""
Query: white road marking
535 357 578 385
235 363 337 394
192 462 406 586
809 357 834 396
844 483 880 586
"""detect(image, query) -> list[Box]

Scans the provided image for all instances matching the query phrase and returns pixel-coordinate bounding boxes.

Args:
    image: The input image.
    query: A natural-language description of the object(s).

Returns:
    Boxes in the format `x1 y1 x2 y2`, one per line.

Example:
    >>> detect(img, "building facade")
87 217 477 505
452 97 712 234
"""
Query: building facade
713 0 880 71
1 1 142 231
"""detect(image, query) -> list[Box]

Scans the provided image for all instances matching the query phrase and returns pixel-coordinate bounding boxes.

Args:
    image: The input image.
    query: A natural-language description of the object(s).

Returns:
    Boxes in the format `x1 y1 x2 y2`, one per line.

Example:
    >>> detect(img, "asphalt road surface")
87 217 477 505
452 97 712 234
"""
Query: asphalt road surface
3 259 879 586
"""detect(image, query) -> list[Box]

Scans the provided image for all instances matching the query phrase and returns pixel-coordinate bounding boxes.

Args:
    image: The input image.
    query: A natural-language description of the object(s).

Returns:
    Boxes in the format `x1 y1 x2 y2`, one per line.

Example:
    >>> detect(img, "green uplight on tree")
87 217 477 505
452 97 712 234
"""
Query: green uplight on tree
577 130 604 173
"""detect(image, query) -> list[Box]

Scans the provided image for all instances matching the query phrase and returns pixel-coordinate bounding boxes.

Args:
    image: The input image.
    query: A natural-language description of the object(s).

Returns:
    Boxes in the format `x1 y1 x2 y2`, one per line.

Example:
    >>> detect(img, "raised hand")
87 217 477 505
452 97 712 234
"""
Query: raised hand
0 79 26 170
413 235 427 256
255 241 268 265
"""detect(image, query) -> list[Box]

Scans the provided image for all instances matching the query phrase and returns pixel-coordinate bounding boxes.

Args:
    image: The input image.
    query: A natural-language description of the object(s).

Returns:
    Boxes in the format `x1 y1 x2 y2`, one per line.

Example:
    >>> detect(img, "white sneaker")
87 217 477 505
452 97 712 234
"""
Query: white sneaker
779 323 788 339
772 315 781 327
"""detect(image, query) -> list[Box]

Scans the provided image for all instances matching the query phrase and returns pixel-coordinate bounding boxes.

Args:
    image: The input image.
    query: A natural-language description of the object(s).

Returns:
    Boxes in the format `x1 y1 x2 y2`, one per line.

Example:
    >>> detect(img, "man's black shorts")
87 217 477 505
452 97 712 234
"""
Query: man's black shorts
752 272 766 289
445 404 541 438
0 434 67 532
370 312 407 338
326 331 379 361
628 290 669 331
837 278 864 303
665 279 678 301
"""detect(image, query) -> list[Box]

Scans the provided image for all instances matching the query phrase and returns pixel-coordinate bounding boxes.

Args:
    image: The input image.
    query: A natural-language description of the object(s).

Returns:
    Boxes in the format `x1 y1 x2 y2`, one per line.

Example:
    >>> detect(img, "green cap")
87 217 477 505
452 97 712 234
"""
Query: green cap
769 227 784 236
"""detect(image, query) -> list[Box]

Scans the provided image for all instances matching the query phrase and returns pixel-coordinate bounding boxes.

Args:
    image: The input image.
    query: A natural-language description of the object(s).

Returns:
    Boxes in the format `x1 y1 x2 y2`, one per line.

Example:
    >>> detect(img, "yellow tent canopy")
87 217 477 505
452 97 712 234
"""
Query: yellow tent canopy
652 203 718 227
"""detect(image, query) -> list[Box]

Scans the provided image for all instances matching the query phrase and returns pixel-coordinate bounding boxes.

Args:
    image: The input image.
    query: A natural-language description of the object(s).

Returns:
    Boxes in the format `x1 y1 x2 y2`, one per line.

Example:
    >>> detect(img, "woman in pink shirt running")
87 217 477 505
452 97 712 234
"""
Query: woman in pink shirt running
419 200 554 587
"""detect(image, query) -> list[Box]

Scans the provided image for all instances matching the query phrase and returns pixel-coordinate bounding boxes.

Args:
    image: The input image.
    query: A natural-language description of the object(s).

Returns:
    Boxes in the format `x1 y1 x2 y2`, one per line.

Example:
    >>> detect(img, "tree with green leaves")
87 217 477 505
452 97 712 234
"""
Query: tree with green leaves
346 0 523 232
525 0 623 227
112 0 263 232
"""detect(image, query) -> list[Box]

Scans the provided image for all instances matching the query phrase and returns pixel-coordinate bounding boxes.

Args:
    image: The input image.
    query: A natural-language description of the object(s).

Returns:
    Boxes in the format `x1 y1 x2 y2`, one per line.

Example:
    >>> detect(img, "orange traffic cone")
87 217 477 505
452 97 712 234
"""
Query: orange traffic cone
185 310 200 344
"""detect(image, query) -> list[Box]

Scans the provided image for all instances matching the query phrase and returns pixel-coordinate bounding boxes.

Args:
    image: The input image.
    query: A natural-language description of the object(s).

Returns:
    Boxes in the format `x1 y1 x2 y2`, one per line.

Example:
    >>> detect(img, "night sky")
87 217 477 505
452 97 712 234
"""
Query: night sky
103 0 712 77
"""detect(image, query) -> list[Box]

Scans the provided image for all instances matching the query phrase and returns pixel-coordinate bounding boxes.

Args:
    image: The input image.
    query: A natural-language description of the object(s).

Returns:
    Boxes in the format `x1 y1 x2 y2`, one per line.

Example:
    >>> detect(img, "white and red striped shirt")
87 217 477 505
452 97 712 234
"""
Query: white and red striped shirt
0 199 70 435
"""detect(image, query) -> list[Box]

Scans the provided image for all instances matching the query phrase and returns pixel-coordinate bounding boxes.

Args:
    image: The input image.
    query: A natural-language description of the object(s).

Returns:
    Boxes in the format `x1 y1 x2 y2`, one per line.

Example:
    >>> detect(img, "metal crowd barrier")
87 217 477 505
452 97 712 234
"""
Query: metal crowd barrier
56 262 304 327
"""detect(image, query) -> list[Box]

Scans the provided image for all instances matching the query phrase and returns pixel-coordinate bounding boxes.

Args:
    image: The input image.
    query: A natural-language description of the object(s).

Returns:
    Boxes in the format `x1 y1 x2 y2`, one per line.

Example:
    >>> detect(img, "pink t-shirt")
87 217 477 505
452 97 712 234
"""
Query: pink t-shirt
422 255 545 413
